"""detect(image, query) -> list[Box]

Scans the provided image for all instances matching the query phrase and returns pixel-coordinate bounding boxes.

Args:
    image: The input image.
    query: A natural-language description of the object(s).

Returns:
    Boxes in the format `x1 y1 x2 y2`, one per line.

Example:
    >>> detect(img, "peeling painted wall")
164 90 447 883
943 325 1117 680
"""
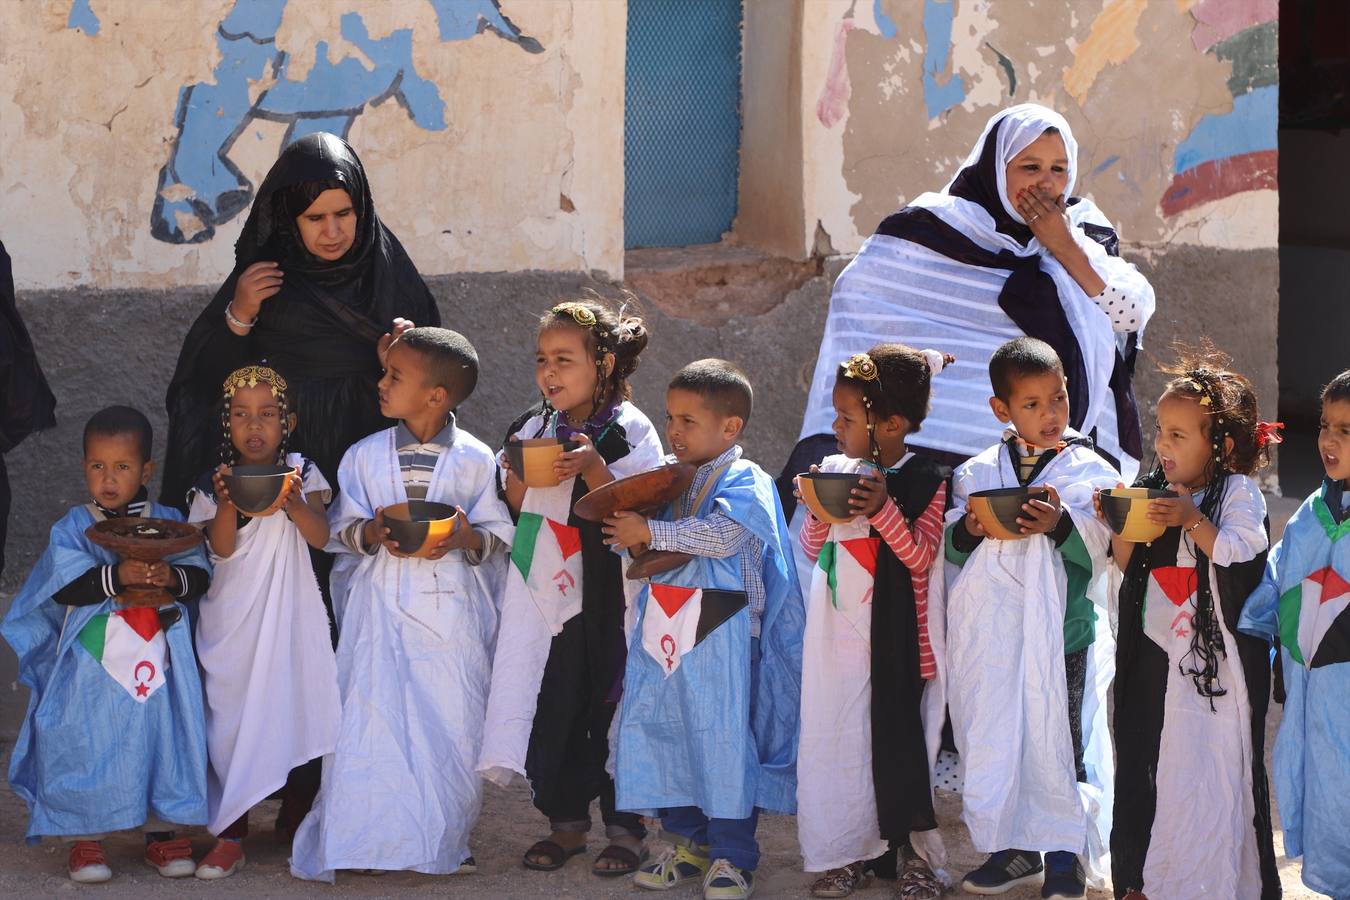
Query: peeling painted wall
0 0 625 289
799 0 1278 255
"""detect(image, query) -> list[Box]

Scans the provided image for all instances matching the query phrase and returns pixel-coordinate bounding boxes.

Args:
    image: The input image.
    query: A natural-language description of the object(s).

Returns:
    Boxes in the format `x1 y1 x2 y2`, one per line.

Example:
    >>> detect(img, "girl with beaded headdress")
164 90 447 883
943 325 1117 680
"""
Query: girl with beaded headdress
184 363 340 880
477 295 663 877
792 343 954 898
1103 341 1280 900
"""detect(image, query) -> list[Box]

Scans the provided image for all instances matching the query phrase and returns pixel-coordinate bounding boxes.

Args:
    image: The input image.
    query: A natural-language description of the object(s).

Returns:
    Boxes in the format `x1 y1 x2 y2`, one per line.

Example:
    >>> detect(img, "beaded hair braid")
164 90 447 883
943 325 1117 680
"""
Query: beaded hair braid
840 352 885 465
219 364 291 467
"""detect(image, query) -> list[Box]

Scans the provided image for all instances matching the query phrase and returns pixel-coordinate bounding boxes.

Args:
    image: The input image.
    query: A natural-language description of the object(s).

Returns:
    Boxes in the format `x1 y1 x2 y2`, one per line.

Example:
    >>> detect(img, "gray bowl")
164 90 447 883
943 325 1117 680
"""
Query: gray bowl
222 464 292 514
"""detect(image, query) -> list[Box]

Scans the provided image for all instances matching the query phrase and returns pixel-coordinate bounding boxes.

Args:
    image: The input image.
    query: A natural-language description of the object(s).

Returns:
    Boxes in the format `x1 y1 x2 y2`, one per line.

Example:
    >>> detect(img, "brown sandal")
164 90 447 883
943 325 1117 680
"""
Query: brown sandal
811 861 870 897
592 842 648 877
522 839 586 871
897 856 942 899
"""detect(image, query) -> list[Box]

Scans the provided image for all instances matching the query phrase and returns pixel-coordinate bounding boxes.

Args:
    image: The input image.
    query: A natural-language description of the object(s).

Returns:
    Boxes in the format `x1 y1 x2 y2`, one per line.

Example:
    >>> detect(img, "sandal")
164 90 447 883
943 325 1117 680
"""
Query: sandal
522 839 586 872
592 842 648 877
812 861 870 897
897 856 942 899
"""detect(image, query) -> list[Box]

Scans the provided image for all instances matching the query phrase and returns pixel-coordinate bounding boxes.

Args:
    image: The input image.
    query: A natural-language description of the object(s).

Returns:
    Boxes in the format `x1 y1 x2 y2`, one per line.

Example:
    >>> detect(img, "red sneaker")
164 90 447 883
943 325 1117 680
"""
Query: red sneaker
144 836 195 877
195 838 246 880
68 841 111 883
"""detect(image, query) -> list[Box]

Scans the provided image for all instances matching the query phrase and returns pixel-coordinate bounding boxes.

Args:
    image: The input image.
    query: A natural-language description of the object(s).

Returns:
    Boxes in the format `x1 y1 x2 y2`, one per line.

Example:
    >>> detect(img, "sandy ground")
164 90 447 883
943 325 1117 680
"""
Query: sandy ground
0 493 1327 898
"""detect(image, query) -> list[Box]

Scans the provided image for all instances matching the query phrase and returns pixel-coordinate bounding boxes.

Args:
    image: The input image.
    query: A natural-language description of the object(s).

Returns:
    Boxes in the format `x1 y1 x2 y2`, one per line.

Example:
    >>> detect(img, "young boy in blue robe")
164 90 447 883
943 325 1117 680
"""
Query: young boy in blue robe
3 406 210 883
603 359 805 900
1240 369 1350 900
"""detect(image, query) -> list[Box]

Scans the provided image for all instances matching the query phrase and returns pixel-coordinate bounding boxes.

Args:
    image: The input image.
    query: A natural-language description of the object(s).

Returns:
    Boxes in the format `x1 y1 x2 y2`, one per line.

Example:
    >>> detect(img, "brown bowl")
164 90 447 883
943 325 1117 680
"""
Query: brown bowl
383 501 460 557
967 487 1049 541
222 464 293 515
573 463 697 522
505 438 580 488
85 517 206 608
1099 487 1178 543
797 471 862 524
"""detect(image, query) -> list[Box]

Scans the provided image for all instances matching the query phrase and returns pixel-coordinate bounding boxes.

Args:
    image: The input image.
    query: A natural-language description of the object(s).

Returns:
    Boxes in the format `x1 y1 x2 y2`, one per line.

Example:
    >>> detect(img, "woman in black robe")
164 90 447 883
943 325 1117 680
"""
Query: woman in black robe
161 132 440 511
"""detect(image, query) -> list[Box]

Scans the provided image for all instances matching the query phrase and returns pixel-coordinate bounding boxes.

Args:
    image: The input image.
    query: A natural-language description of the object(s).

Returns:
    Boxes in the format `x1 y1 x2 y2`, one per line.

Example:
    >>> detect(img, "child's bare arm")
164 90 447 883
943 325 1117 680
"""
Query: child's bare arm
284 477 332 550
206 466 239 558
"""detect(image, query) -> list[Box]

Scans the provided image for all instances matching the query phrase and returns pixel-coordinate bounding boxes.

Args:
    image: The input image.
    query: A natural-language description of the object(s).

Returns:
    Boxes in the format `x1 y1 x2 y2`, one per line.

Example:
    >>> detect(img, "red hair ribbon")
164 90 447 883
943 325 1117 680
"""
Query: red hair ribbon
1256 421 1284 448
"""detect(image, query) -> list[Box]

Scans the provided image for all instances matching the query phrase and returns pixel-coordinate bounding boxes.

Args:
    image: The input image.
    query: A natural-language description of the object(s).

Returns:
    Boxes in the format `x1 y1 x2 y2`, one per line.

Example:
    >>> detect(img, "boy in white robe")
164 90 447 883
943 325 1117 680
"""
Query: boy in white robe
290 328 513 881
944 339 1117 899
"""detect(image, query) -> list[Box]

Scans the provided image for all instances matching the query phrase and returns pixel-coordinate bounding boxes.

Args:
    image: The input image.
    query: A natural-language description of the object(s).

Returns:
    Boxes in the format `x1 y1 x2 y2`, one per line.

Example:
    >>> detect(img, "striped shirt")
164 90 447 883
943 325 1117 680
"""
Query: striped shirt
799 458 947 680
339 415 501 564
647 445 767 637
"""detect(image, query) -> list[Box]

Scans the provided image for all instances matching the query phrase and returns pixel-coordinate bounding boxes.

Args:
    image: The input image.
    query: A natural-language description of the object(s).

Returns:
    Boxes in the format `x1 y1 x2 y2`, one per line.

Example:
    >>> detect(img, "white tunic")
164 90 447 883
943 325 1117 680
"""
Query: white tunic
189 453 340 836
944 437 1118 884
289 427 513 881
1139 476 1267 899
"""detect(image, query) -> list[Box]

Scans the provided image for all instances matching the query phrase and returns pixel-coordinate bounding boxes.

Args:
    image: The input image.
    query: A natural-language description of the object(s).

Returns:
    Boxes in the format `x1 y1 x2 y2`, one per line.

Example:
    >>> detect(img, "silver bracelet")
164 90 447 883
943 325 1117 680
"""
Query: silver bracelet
225 302 257 330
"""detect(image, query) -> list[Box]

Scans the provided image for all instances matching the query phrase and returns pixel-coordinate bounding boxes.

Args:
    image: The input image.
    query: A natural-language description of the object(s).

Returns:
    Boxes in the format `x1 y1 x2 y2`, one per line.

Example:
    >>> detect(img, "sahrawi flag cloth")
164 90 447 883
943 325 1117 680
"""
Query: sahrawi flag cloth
77 607 168 701
1240 480 1350 898
3 502 208 841
640 584 747 676
477 401 664 787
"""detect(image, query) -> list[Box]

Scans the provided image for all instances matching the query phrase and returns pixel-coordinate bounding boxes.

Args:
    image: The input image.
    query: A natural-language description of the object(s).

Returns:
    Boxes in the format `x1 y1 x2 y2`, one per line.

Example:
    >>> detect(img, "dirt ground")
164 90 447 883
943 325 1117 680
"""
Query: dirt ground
0 494 1326 898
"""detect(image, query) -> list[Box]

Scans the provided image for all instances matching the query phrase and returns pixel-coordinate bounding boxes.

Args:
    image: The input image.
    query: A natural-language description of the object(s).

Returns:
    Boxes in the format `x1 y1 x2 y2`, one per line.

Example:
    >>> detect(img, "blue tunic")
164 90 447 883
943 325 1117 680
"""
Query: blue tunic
1239 481 1350 898
615 458 804 818
3 504 209 840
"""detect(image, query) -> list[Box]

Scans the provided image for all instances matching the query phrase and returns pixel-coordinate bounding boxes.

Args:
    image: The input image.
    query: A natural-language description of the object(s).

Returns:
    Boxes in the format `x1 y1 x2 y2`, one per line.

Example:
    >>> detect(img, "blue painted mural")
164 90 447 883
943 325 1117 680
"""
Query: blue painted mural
62 0 541 244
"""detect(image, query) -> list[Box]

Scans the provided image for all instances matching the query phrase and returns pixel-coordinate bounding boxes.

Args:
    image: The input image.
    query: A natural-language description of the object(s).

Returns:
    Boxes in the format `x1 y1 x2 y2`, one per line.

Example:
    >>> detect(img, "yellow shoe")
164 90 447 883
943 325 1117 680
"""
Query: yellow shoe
634 842 710 891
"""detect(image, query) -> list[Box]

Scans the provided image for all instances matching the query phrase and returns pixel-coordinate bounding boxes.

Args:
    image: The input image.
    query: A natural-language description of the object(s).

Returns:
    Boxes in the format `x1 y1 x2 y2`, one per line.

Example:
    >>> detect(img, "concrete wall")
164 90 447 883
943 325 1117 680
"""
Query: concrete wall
1 0 1283 581
0 0 625 288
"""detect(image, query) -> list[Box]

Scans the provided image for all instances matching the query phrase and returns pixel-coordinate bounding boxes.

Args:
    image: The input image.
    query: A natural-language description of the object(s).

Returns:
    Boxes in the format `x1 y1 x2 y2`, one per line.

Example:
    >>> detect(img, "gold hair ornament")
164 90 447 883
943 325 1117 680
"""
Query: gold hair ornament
841 353 879 383
223 365 289 398
552 301 597 328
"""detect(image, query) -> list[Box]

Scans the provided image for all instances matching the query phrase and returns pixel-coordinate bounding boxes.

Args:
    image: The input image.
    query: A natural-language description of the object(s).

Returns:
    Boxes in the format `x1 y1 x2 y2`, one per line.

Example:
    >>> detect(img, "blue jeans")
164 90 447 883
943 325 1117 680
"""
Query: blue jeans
660 806 761 871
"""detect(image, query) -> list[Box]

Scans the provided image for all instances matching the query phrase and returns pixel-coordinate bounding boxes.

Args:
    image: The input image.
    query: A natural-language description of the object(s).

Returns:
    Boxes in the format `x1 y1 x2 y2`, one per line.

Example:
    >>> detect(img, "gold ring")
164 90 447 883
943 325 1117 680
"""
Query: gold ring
1029 214 1040 222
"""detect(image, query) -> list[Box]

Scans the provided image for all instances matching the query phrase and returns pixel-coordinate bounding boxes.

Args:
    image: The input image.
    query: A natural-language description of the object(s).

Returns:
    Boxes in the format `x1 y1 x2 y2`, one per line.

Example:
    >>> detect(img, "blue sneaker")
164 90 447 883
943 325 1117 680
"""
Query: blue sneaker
961 849 1042 894
1041 851 1085 899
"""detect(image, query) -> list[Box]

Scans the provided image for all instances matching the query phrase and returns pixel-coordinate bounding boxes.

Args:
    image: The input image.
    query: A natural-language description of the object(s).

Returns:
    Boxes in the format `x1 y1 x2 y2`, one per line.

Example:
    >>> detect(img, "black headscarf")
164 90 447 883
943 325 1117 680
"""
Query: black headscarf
0 240 57 454
161 134 440 509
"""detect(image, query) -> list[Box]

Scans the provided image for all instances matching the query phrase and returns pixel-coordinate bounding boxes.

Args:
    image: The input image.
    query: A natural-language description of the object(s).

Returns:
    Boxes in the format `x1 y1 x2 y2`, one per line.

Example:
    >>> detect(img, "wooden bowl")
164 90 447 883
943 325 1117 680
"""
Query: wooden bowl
383 501 460 557
222 464 293 515
967 487 1049 541
505 438 580 488
1099 487 1177 543
797 471 862 524
573 463 697 522
85 517 205 607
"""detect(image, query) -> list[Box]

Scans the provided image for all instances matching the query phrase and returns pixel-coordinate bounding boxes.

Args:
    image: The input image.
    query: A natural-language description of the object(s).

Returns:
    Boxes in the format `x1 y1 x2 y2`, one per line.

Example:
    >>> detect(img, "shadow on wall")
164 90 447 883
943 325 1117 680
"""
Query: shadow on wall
67 0 545 246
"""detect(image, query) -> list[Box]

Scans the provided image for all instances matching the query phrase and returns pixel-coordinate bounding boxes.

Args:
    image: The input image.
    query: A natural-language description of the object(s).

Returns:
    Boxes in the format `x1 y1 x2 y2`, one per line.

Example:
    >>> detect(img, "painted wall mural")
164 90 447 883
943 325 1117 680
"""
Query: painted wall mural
810 0 1279 251
61 0 541 245
1160 0 1278 216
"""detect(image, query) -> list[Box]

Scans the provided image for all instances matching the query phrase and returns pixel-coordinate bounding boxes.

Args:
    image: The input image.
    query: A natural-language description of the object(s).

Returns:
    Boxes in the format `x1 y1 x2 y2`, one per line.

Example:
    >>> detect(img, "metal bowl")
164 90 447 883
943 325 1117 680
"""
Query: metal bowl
1099 487 1177 543
505 438 580 488
797 471 863 524
382 501 460 557
222 464 292 515
967 486 1050 541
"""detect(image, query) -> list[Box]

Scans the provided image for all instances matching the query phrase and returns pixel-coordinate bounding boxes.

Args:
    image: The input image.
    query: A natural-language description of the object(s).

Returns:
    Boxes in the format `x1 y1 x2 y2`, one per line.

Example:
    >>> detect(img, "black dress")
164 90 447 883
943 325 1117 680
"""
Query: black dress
0 240 57 580
1111 504 1280 899
161 133 440 511
506 402 647 836
870 456 948 872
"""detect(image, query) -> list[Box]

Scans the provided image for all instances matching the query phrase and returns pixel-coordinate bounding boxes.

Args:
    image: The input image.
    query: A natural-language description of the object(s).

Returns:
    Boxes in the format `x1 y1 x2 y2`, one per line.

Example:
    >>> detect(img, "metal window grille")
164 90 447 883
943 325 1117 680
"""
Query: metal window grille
624 0 744 249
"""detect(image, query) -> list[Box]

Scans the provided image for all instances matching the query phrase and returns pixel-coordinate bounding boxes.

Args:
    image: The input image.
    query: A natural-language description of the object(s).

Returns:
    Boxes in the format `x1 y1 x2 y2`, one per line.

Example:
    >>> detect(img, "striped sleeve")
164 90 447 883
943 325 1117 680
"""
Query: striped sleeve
870 483 947 680
798 511 830 563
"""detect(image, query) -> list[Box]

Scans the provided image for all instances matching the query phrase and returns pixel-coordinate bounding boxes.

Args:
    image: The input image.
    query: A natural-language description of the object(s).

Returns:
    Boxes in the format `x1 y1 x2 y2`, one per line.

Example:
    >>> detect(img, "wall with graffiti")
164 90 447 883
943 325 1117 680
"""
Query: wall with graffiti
799 0 1278 255
2 0 623 289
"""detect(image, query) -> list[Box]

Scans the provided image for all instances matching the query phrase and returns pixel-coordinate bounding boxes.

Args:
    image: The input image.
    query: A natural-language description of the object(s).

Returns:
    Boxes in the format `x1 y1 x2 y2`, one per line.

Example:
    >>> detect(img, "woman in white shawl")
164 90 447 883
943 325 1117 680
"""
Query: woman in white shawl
789 104 1155 490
